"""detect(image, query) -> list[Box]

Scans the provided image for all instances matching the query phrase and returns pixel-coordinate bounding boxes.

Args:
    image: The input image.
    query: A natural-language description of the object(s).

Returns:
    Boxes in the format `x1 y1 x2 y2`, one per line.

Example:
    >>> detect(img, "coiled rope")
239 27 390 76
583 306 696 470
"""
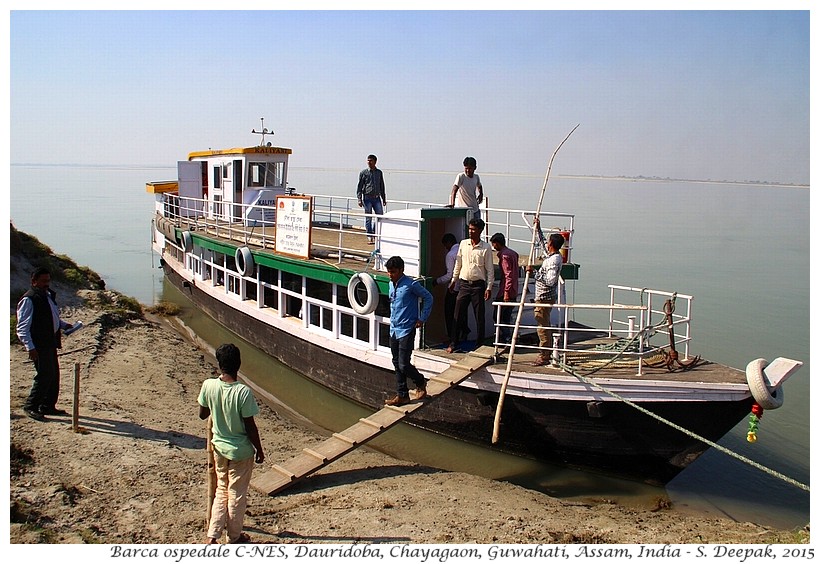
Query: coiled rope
558 326 810 492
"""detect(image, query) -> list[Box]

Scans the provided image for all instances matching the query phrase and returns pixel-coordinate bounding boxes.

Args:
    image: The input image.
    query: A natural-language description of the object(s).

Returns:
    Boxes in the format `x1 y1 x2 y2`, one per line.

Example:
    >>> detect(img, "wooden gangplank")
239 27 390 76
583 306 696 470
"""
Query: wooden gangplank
251 346 496 496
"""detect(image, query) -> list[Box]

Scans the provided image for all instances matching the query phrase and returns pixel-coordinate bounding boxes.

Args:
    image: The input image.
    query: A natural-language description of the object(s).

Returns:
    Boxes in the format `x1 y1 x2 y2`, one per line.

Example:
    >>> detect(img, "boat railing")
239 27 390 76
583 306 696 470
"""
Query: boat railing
492 285 693 376
311 194 576 257
159 192 577 270
158 193 427 268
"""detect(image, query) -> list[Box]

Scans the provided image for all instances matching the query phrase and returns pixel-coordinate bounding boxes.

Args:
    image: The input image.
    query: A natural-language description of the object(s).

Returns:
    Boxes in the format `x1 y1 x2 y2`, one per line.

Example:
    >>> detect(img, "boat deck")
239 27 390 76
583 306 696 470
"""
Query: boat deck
422 344 745 384
176 215 384 272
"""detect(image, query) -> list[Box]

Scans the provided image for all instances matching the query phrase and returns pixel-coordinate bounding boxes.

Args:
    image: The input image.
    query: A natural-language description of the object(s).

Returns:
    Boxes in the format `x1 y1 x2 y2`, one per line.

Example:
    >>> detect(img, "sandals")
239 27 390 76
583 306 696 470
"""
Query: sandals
230 532 252 544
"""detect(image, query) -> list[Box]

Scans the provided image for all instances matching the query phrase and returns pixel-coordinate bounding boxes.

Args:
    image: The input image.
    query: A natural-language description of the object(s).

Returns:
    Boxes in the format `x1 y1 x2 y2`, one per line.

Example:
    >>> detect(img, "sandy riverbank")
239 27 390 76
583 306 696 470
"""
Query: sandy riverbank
8 275 809 546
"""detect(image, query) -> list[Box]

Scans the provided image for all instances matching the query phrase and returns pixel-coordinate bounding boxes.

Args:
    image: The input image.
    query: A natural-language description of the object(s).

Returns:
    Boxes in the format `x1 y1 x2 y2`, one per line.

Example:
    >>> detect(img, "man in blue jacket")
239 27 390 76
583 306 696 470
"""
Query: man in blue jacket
384 256 433 406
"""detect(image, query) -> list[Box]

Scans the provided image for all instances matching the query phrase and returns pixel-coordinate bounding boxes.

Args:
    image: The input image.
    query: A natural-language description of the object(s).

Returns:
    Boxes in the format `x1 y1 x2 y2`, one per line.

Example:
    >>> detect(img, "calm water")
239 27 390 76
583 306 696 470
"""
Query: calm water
9 164 811 529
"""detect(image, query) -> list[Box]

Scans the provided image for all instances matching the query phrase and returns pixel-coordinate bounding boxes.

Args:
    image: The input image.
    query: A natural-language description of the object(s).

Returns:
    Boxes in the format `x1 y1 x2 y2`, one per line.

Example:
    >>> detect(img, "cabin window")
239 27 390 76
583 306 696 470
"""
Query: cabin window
306 278 333 331
377 322 390 348
339 312 370 344
281 271 303 318
374 295 390 318
262 286 278 310
228 274 241 296
281 271 301 293
248 162 283 188
305 278 332 303
259 265 279 285
213 166 221 189
308 303 333 332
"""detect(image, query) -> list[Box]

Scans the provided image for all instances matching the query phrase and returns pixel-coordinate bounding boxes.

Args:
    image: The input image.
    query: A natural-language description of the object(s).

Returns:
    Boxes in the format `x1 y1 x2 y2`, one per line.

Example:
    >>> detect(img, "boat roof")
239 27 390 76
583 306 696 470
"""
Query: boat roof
188 146 292 160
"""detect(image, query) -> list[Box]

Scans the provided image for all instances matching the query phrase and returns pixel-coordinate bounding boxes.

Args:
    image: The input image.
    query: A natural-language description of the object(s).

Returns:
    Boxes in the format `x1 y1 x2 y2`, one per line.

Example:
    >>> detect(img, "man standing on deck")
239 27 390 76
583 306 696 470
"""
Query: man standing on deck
199 343 265 544
447 218 494 353
528 218 564 367
447 156 484 220
385 255 433 406
490 232 520 348
356 154 387 244
16 267 74 421
432 232 466 348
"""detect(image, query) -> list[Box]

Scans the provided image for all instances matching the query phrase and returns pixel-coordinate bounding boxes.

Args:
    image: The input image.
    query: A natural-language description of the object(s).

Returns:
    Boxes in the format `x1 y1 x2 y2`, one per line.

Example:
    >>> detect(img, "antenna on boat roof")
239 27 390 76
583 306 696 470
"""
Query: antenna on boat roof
251 117 274 146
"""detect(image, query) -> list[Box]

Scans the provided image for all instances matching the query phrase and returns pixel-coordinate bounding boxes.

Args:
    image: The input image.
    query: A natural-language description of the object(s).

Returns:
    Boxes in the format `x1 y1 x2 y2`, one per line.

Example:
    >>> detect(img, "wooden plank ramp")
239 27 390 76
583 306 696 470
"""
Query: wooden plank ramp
251 346 496 496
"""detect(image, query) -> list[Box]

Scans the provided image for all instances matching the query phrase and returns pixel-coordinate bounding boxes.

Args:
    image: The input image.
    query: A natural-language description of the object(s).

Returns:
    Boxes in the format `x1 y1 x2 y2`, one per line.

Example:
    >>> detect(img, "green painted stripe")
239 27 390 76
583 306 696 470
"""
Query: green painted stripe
181 230 391 293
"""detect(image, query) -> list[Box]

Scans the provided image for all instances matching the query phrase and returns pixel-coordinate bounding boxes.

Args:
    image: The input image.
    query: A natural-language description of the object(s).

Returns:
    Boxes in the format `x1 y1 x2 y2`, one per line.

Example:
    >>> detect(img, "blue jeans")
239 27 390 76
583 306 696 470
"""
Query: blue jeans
390 330 426 398
362 197 383 236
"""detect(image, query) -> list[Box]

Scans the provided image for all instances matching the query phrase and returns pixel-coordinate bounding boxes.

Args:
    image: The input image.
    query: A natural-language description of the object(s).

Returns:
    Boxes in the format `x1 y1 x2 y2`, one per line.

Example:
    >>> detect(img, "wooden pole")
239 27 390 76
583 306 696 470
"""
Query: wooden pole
492 124 579 444
205 417 216 531
72 362 80 433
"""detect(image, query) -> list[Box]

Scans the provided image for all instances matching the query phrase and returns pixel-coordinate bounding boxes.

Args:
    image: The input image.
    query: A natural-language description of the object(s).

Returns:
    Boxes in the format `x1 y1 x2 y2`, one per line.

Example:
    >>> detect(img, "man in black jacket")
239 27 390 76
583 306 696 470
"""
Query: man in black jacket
16 267 72 421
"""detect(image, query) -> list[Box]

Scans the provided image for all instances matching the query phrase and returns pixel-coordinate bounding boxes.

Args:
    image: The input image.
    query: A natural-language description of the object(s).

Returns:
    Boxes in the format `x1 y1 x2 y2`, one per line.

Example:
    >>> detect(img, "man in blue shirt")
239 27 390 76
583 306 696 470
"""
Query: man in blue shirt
385 256 433 406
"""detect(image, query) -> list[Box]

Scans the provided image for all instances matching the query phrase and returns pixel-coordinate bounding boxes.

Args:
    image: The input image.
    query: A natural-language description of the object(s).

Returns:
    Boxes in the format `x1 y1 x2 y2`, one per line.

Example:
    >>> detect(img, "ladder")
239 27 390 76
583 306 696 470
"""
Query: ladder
250 346 496 496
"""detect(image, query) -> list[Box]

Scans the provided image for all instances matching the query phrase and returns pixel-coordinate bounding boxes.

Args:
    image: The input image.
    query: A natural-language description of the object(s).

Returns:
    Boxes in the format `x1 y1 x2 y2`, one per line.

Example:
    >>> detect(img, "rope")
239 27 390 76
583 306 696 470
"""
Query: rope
557 331 810 492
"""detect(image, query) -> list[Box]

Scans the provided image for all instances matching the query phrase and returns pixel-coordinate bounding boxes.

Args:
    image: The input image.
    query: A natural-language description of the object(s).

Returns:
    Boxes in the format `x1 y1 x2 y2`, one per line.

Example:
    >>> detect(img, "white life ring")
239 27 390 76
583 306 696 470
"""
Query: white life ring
746 358 784 410
235 246 255 277
347 272 379 315
181 230 194 253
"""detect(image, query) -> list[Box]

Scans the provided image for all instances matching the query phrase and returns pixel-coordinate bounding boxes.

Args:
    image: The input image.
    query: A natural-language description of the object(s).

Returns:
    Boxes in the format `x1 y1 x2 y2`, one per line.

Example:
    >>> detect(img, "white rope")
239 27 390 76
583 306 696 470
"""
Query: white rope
560 335 809 492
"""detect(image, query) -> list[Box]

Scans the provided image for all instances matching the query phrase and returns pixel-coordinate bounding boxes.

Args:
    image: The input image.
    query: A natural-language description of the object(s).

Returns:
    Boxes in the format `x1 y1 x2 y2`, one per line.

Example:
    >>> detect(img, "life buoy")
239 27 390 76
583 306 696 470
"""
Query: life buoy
157 217 176 241
746 358 784 410
347 272 379 315
181 230 194 253
235 246 255 277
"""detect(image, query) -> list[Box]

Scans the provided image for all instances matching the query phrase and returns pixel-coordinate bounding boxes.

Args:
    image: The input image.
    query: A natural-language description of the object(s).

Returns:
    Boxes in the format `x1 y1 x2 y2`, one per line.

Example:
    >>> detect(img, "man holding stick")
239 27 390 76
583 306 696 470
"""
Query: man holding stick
199 343 264 544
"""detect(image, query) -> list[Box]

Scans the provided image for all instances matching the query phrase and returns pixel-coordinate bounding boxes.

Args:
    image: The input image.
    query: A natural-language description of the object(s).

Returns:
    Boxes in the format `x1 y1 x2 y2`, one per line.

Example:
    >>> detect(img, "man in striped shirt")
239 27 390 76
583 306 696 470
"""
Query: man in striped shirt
528 218 564 366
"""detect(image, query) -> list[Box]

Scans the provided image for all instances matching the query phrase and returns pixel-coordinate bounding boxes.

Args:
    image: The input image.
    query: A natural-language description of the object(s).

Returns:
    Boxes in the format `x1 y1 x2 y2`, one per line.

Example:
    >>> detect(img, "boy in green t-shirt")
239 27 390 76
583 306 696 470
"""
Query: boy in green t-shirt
198 343 264 544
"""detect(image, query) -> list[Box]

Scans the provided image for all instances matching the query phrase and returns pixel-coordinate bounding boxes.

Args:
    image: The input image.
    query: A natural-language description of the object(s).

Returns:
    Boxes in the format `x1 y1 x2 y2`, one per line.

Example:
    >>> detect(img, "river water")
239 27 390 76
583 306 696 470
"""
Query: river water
9 164 810 530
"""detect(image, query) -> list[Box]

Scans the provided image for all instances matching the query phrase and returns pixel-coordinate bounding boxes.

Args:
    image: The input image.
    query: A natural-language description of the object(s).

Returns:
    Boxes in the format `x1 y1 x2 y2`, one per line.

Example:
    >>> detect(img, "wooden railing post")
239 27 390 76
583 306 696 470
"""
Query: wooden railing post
72 362 80 433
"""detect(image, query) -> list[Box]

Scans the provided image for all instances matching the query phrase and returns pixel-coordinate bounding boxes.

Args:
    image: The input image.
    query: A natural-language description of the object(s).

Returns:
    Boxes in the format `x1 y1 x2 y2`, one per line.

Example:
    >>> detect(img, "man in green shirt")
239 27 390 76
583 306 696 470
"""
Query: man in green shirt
198 343 265 544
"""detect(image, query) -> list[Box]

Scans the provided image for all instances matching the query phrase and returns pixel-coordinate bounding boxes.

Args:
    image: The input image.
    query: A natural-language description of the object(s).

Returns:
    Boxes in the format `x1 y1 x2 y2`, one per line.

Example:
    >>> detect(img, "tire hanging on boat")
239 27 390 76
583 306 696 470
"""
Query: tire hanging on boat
347 272 379 315
235 246 255 277
745 358 784 410
181 230 194 253
156 217 177 241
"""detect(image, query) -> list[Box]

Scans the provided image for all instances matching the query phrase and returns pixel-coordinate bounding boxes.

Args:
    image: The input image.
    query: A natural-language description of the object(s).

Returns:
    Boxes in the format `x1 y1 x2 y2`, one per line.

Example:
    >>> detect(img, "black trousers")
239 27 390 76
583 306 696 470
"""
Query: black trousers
25 348 60 412
450 279 487 346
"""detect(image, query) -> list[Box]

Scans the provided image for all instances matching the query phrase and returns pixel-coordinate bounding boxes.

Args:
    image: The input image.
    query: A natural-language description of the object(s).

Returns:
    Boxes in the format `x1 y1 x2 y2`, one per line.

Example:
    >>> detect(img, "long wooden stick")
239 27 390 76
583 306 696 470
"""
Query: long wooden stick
492 124 579 444
205 417 216 530
72 362 80 433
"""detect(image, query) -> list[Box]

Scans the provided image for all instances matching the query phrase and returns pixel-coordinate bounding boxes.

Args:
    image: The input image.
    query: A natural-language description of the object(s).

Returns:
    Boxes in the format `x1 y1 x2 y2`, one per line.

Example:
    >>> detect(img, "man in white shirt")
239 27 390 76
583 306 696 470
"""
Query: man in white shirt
432 232 464 348
447 218 494 353
448 156 484 220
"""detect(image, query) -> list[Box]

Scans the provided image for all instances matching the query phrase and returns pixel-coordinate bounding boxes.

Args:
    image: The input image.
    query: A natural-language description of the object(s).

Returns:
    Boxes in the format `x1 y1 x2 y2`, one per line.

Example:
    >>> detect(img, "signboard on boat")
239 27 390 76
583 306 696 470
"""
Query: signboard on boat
275 195 313 259
244 188 281 226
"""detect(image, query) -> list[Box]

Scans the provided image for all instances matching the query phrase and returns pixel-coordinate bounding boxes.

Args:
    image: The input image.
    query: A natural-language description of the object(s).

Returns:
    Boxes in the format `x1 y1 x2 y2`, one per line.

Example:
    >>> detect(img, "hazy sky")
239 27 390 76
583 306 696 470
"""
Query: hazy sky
9 9 810 184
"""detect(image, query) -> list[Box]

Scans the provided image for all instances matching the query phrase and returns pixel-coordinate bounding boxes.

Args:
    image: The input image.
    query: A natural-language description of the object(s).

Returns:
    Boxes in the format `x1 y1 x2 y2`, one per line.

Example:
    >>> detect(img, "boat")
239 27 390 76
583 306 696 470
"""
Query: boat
146 133 802 485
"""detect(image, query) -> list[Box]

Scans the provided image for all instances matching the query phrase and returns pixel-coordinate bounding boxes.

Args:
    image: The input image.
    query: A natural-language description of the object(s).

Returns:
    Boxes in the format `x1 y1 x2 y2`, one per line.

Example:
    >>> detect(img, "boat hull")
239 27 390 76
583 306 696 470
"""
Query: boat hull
162 264 752 484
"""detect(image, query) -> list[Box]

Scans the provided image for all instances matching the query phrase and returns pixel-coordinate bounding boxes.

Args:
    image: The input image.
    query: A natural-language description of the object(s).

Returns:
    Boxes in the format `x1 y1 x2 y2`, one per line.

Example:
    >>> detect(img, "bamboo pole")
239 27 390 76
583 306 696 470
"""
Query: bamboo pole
205 417 216 530
492 124 579 444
